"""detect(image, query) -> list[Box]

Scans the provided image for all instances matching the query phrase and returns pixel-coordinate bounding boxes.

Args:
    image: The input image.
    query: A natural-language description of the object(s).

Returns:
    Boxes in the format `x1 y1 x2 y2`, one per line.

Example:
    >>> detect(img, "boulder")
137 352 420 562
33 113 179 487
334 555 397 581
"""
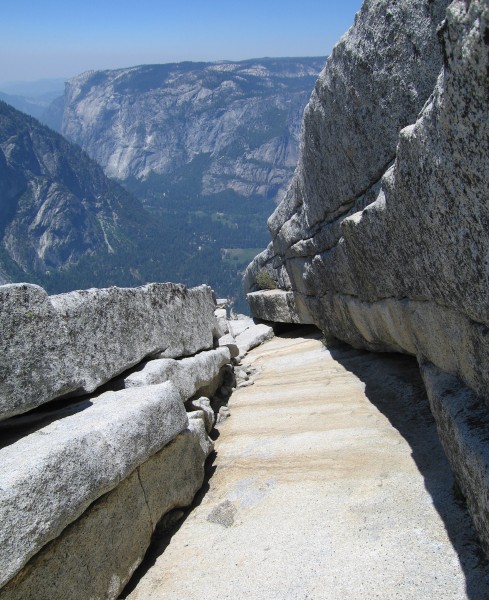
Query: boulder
235 324 274 357
0 420 213 600
247 289 314 324
214 308 229 334
186 397 215 434
0 282 218 420
228 316 254 338
218 333 240 358
0 382 187 587
123 347 231 400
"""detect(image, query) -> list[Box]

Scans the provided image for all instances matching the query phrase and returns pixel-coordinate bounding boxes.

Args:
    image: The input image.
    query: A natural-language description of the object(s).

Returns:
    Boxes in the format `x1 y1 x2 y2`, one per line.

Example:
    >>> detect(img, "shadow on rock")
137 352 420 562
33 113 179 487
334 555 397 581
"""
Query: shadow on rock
119 450 218 598
327 340 489 599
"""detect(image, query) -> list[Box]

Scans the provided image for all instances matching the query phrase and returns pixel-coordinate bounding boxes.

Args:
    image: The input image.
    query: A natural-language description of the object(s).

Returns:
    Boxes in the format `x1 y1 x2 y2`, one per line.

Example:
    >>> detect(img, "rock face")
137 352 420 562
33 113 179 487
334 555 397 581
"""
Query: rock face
245 0 489 553
0 282 218 420
59 58 324 204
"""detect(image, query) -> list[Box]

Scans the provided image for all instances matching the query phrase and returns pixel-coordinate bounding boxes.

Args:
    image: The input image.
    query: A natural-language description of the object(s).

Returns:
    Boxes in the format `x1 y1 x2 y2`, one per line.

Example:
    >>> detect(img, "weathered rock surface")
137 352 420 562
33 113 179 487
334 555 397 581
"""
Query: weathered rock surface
214 308 229 334
247 289 313 324
0 381 187 587
124 347 231 401
245 0 489 553
0 420 213 600
0 282 217 420
421 362 489 554
235 324 274 357
218 333 240 358
186 397 215 434
126 330 489 599
228 316 255 338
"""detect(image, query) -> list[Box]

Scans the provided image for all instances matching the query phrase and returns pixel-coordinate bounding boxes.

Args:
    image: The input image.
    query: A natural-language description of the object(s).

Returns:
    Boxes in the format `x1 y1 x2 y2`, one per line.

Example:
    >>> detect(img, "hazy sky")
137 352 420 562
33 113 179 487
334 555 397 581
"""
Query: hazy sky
0 0 363 84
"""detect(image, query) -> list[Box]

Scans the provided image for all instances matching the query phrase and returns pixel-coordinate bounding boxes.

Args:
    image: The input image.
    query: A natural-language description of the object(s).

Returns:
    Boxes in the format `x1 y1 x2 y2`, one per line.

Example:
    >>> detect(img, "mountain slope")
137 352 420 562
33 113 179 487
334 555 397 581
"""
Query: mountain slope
59 58 324 205
0 101 260 306
0 100 163 289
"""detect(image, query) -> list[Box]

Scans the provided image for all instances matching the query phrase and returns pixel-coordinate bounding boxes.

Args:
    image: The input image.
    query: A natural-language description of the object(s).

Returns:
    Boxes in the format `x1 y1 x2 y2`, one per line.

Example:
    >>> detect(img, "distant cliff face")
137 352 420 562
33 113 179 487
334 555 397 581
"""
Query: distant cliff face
0 101 269 306
59 58 324 203
0 101 126 271
245 0 489 554
0 100 164 289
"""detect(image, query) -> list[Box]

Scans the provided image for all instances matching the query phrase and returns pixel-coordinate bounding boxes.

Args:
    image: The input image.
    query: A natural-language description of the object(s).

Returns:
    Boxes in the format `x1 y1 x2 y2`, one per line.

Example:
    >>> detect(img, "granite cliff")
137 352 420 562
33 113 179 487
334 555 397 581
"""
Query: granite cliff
0 101 249 304
0 100 157 289
56 58 323 205
245 0 489 554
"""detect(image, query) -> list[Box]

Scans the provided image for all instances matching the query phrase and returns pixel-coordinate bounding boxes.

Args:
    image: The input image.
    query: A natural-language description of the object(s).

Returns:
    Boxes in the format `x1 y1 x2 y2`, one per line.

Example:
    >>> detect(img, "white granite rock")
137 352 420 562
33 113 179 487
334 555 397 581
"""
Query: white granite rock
247 289 314 324
214 308 229 334
0 381 187 587
124 347 231 401
0 282 218 420
186 397 215 433
0 420 213 600
228 316 254 338
218 333 240 358
235 324 274 357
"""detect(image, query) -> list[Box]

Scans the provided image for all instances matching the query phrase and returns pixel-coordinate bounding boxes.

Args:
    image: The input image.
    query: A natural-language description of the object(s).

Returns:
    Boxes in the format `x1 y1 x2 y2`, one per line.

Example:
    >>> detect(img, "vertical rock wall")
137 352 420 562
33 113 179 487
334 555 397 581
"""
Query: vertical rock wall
245 0 489 554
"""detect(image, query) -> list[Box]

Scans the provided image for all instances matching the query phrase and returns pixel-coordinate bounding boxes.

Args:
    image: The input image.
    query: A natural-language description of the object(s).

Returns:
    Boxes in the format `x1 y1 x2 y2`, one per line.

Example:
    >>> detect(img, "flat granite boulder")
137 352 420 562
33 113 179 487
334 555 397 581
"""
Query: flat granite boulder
228 316 254 338
235 324 274 357
0 381 187 587
124 347 231 400
218 333 240 358
0 419 213 600
0 282 218 420
247 290 314 325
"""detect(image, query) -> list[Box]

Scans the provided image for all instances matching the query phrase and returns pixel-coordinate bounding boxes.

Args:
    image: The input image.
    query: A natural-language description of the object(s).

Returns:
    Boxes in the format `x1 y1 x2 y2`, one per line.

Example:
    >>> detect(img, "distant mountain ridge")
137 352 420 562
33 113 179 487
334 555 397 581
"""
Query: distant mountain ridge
0 58 326 310
0 78 66 124
57 57 324 204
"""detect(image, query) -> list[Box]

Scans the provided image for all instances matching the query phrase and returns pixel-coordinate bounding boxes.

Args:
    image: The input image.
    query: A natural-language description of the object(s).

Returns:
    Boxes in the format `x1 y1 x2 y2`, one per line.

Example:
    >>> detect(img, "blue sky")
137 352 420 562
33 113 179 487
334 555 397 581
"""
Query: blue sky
0 0 363 84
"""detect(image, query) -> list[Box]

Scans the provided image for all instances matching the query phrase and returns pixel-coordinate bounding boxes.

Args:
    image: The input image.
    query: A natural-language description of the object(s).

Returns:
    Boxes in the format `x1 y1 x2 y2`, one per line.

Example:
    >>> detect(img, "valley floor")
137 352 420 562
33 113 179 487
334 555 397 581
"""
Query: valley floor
123 327 489 599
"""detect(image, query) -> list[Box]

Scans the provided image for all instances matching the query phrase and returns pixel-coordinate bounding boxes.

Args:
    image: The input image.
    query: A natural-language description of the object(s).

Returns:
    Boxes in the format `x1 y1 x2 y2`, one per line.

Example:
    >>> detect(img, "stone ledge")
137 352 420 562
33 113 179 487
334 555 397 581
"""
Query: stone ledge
124 347 231 400
247 289 314 324
0 419 213 600
0 282 218 420
0 382 187 587
421 362 489 556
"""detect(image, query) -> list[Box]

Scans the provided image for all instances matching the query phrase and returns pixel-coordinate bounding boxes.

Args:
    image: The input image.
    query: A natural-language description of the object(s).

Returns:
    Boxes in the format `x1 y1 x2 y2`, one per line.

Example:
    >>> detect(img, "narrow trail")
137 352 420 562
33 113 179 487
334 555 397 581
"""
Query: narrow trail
126 327 489 600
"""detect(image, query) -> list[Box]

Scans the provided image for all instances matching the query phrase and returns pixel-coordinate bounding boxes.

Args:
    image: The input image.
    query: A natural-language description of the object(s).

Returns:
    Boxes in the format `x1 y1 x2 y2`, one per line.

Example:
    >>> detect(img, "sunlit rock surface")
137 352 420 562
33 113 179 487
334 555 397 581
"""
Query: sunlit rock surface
245 0 489 553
